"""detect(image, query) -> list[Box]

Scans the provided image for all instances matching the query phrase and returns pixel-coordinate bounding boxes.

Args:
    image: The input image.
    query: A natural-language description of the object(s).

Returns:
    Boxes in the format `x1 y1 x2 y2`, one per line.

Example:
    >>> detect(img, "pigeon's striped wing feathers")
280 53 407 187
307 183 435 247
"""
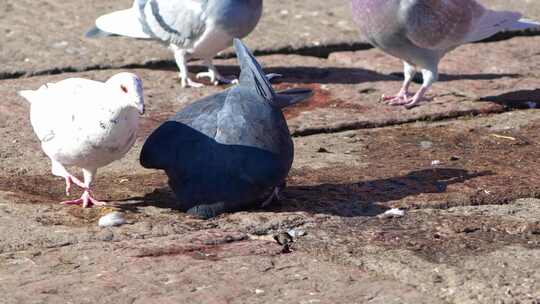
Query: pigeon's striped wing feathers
141 0 208 48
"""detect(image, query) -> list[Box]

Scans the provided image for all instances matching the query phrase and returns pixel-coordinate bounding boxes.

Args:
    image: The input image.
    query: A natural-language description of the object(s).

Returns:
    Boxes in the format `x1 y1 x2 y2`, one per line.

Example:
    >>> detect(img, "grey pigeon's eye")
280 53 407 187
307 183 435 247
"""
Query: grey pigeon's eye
121 84 128 93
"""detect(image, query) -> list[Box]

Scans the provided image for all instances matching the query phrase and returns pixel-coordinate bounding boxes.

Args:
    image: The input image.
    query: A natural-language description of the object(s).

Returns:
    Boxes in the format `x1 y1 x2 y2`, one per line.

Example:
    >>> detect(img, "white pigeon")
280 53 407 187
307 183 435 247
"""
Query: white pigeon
18 72 145 208
86 0 263 88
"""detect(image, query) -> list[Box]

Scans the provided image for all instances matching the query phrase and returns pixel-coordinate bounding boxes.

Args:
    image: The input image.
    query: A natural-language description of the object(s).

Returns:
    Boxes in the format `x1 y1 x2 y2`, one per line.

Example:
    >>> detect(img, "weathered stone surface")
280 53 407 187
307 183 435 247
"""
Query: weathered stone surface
0 232 442 304
1 0 539 76
2 2 540 302
0 0 356 76
297 199 540 303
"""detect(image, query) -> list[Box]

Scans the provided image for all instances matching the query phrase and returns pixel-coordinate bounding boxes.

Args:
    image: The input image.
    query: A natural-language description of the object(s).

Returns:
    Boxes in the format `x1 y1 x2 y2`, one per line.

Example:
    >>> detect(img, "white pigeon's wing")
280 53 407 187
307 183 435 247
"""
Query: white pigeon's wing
141 0 208 48
403 0 485 50
27 79 105 144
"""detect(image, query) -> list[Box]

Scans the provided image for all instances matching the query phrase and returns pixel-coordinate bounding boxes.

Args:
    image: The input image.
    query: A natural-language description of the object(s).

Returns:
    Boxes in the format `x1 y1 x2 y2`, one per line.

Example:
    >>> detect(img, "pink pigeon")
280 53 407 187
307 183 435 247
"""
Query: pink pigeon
351 0 540 108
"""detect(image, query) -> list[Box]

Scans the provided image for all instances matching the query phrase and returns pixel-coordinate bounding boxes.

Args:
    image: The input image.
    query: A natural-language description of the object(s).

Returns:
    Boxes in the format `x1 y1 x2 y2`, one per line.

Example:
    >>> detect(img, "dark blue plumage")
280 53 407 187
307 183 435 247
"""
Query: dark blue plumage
140 39 312 219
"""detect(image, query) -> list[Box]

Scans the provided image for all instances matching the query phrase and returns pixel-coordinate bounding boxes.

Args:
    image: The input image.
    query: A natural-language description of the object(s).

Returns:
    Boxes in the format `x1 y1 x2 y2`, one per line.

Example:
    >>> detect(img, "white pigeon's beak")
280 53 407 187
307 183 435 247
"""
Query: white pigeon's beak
138 103 145 115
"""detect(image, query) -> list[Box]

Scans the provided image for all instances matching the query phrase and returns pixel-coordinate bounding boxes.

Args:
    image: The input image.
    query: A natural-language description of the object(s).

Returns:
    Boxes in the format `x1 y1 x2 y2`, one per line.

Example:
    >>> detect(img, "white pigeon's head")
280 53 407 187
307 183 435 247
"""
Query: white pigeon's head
106 72 145 114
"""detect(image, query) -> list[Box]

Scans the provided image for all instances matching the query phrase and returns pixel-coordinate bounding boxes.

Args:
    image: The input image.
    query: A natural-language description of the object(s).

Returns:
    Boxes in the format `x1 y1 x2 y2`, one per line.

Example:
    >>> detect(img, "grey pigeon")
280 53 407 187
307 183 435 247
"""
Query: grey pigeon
86 0 263 88
351 0 540 108
139 39 312 219
18 73 145 207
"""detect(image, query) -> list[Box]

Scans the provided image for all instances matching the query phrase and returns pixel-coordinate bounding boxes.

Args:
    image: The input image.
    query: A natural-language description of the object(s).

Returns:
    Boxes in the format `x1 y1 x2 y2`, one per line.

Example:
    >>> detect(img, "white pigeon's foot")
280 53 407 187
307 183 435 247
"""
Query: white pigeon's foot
196 71 238 86
60 189 107 208
64 175 86 196
179 74 205 88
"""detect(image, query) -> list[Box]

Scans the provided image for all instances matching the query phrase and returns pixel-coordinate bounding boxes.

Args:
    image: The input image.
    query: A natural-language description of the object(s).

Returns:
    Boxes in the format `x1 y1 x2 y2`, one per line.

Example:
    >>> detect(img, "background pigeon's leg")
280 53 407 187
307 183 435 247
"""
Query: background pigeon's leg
196 59 238 85
171 45 203 88
61 168 106 208
383 61 416 105
404 68 438 109
51 160 86 195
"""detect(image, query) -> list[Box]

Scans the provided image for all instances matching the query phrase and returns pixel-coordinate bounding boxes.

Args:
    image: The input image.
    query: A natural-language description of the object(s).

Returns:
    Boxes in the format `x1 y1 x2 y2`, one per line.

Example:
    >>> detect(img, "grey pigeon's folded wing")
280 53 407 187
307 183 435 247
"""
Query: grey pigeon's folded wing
140 91 226 170
141 0 208 48
404 0 484 50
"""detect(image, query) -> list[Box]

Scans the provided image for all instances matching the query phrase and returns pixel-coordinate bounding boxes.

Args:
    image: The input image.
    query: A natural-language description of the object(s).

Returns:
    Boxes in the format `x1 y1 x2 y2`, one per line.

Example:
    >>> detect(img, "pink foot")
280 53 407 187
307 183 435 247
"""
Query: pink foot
403 87 430 109
381 88 431 109
61 190 107 208
381 89 413 105
64 175 86 195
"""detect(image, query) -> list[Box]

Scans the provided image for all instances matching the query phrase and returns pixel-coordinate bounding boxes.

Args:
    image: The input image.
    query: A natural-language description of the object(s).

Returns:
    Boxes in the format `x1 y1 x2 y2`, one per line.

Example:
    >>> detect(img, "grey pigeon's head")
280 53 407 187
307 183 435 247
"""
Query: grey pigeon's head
106 72 145 115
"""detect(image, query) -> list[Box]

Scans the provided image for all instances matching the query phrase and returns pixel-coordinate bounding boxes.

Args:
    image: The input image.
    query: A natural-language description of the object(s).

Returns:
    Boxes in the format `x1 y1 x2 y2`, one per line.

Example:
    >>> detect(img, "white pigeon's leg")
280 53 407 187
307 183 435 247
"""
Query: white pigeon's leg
382 61 415 104
171 45 204 88
196 59 238 85
50 159 86 195
403 68 438 109
61 168 106 208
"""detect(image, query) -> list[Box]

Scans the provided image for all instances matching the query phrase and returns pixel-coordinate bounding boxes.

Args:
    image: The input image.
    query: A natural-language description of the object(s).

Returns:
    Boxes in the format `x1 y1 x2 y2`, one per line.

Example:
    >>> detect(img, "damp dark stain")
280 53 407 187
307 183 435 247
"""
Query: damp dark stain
278 83 341 120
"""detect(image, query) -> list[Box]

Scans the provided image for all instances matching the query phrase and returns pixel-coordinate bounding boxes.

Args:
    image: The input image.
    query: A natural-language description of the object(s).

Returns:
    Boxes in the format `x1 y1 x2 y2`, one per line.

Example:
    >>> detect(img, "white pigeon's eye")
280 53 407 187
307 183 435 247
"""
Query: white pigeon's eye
120 84 128 93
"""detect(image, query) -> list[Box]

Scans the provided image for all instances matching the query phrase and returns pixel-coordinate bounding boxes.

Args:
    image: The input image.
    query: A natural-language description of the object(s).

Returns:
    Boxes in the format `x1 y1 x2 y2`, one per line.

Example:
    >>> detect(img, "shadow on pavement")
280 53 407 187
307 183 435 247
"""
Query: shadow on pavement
480 89 540 109
119 168 491 218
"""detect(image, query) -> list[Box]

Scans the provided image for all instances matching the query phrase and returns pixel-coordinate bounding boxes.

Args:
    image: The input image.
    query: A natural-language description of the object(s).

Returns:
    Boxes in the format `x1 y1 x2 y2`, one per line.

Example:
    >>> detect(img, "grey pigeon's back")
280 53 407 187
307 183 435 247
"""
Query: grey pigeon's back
139 0 262 51
140 39 312 219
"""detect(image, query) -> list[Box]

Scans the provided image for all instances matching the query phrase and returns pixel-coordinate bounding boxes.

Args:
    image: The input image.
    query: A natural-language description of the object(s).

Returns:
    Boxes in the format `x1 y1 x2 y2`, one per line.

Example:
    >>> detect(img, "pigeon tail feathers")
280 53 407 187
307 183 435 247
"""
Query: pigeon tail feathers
273 88 313 109
233 39 275 103
85 26 116 38
466 10 540 43
18 84 50 103
18 90 39 103
93 8 151 39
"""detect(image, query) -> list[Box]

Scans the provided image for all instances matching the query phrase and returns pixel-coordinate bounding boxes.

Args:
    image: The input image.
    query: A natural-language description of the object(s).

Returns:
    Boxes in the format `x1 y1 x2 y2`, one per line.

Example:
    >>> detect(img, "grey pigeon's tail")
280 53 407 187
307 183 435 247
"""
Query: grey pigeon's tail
85 26 116 38
233 39 275 102
273 88 313 109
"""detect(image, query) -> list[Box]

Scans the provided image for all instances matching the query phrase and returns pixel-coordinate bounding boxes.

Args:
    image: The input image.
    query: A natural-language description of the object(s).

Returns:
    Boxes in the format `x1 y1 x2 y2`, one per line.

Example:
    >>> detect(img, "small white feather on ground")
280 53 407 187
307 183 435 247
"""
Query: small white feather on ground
378 208 406 219
98 212 128 227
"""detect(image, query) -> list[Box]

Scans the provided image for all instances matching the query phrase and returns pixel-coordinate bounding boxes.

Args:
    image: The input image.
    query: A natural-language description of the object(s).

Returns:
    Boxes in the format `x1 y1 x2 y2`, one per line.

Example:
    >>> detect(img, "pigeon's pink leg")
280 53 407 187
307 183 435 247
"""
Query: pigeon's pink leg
60 168 107 208
403 68 437 109
404 86 430 109
61 189 107 208
381 61 415 105
64 175 86 196
50 160 86 195
382 86 413 104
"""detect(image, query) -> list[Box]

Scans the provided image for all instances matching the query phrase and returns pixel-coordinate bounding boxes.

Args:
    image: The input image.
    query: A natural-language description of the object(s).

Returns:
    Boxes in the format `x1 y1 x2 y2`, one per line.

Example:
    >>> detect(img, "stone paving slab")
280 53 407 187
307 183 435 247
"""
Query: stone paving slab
1 0 540 76
0 0 355 77
2 3 540 301
2 99 540 303
3 36 538 152
0 226 442 304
